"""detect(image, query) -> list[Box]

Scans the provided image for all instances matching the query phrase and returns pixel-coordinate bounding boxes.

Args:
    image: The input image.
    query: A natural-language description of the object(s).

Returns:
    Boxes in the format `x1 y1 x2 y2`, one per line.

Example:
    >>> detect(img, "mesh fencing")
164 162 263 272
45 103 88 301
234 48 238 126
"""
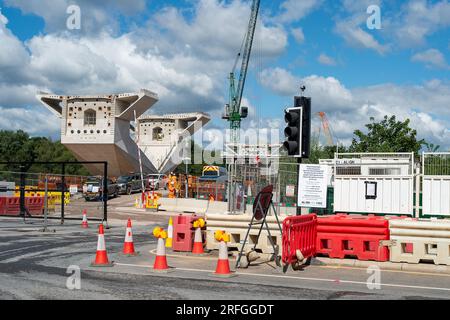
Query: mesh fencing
0 170 106 222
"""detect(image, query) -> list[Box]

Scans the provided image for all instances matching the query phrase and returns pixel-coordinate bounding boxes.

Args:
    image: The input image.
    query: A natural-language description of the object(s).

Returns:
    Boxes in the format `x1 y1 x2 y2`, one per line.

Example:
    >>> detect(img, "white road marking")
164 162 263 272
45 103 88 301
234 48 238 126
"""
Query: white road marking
115 263 450 292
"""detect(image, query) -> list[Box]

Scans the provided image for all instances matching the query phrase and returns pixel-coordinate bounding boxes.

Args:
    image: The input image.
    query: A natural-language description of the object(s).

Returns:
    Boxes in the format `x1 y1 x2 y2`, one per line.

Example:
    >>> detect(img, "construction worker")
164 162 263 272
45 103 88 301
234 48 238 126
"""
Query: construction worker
168 172 178 199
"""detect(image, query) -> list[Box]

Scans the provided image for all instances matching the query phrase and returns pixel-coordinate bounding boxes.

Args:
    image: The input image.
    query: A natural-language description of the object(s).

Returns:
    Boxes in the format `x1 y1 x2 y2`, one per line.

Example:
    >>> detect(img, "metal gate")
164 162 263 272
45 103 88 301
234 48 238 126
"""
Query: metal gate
422 152 450 217
333 153 414 215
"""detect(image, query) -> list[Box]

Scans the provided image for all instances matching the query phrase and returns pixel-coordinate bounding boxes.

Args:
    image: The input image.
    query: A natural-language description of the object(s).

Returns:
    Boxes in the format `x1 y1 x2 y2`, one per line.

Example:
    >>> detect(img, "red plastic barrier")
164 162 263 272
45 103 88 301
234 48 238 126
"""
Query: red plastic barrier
25 197 44 215
0 197 5 214
1 197 20 216
317 214 390 262
282 214 317 265
172 214 199 252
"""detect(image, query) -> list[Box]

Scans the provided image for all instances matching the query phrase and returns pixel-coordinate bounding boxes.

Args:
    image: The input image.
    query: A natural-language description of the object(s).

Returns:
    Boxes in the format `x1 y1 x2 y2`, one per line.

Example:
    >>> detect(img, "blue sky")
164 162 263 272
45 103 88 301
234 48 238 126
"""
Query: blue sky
0 0 449 149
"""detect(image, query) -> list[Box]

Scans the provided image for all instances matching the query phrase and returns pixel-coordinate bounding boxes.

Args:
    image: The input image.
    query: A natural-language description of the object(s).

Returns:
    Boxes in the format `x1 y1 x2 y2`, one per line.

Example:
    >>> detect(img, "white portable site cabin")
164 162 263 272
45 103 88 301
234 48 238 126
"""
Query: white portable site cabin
333 153 415 216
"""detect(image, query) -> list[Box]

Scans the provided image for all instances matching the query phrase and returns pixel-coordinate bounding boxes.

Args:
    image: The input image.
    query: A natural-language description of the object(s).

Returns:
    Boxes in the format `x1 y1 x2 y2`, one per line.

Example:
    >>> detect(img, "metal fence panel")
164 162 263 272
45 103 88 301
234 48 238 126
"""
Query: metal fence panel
422 153 450 217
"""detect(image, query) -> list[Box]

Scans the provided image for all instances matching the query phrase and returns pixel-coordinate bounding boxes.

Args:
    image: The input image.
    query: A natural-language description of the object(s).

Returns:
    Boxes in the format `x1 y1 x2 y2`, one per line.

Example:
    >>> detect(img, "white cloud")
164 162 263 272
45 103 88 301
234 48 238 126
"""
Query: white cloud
151 0 287 60
411 49 450 70
259 68 300 96
335 17 389 55
0 0 290 137
393 0 450 47
291 27 305 44
274 0 323 24
259 67 450 148
317 53 337 66
0 11 34 83
3 0 146 35
0 106 60 136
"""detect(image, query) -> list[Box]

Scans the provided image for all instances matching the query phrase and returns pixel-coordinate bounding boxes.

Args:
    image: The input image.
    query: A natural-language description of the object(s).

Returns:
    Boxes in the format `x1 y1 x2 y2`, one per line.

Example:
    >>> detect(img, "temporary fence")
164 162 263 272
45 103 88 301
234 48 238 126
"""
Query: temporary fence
0 161 108 224
422 153 450 217
282 214 317 265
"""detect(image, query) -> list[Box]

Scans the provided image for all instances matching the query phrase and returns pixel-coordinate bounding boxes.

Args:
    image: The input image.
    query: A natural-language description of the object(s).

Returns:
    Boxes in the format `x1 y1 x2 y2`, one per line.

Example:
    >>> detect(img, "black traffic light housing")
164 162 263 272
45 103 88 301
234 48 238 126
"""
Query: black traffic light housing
283 109 301 156
283 96 311 158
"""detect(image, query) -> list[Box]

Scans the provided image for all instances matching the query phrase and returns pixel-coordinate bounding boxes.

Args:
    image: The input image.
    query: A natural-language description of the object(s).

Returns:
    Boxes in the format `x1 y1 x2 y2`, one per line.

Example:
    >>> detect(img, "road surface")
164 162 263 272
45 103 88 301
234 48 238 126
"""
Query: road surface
0 218 449 300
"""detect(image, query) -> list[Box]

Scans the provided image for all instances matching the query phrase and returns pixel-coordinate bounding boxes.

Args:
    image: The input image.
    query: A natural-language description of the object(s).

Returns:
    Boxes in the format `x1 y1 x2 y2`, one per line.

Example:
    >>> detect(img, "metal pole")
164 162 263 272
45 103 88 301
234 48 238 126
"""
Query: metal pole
61 163 65 225
185 161 189 199
103 162 108 228
43 175 48 232
134 110 146 194
19 165 26 220
415 165 421 218
296 157 302 216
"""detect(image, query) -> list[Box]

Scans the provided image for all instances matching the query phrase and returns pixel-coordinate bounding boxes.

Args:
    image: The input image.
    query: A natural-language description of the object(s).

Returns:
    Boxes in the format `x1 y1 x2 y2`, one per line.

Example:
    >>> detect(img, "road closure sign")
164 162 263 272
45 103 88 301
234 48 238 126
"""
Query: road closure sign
298 164 329 208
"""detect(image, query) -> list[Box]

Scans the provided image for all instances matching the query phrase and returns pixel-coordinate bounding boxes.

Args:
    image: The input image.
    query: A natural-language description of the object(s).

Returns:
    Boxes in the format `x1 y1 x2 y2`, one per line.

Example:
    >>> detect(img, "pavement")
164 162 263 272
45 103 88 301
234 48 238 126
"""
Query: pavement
0 216 449 300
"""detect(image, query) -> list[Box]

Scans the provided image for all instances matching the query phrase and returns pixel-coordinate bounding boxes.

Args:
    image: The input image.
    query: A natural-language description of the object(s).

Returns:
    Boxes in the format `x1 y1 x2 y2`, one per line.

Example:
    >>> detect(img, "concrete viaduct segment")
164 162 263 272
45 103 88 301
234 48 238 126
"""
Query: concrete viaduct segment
36 90 210 177
137 113 211 174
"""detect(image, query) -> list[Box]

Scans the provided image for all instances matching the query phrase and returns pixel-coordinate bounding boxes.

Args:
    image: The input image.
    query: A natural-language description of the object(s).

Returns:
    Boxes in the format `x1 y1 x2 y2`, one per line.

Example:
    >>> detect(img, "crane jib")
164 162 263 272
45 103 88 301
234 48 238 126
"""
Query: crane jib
226 0 261 144
236 0 260 109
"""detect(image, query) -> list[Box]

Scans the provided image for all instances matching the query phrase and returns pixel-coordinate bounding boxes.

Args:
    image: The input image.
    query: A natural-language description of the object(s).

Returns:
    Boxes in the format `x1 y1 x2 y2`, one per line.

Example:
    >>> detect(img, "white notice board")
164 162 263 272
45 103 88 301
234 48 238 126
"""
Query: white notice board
298 164 328 208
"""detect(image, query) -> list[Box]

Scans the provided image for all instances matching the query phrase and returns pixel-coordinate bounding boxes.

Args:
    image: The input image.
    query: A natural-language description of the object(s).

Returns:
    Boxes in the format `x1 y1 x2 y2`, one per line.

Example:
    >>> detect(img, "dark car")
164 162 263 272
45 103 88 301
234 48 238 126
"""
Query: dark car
117 173 144 195
83 178 119 201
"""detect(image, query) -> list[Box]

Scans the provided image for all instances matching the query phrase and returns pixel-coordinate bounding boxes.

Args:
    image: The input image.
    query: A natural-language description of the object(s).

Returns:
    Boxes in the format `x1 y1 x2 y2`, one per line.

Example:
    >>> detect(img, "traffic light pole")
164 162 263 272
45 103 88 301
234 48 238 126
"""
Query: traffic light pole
296 157 302 216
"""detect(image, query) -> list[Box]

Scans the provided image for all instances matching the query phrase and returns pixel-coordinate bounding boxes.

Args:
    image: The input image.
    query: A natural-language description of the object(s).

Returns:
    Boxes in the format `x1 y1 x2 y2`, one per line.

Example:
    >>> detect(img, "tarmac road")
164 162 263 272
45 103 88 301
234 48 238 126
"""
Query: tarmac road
0 217 449 300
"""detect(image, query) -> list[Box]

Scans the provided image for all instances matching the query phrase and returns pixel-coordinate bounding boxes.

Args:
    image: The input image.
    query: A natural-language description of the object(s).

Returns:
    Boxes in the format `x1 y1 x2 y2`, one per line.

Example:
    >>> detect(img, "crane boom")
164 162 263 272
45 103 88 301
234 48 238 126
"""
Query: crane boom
223 0 260 144
318 112 335 146
236 0 260 109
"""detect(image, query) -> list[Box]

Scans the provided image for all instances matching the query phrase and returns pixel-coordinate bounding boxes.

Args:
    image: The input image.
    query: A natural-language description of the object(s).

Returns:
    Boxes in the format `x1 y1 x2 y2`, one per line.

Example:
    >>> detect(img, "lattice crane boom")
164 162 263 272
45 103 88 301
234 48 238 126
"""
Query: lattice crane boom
318 112 335 146
223 0 260 144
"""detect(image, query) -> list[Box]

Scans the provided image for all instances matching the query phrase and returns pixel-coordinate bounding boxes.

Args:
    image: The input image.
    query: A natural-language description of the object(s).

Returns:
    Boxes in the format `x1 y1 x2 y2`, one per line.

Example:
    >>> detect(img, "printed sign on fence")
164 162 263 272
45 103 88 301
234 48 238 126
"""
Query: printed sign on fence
298 164 328 208
286 185 296 198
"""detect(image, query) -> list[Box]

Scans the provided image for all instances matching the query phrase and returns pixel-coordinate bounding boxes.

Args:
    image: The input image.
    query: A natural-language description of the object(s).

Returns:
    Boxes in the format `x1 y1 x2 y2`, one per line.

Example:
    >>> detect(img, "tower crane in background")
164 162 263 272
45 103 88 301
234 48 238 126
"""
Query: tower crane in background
317 112 336 146
222 0 260 144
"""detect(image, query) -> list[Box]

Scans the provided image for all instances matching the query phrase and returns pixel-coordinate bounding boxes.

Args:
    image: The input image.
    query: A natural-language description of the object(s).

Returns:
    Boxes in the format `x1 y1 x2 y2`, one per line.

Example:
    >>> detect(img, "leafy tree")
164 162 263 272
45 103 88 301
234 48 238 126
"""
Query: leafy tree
424 142 440 153
304 135 348 164
349 115 426 154
0 130 89 175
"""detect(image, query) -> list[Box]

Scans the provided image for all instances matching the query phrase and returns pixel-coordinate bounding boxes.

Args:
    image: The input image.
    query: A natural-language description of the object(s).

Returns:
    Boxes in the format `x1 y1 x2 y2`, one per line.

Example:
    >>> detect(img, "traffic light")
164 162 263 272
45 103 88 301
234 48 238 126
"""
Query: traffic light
298 96 311 158
283 96 312 158
283 108 301 156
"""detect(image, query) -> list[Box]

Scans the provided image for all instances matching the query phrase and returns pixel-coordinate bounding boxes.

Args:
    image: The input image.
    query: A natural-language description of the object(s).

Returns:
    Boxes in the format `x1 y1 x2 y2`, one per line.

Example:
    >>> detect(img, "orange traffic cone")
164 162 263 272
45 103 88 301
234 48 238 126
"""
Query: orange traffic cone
81 209 89 228
91 224 114 267
123 219 138 256
153 227 170 272
212 230 235 278
192 227 205 254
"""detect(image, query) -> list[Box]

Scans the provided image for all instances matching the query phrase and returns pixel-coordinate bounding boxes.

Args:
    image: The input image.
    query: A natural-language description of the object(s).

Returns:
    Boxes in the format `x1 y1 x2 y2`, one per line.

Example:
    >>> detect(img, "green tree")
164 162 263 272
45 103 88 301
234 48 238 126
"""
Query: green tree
0 130 89 175
304 135 348 164
424 142 440 153
349 115 426 154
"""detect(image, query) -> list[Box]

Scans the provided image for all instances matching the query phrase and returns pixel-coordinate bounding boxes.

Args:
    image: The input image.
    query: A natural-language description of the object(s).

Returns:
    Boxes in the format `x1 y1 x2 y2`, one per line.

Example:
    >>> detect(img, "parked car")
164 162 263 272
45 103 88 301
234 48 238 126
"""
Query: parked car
145 174 168 191
83 177 119 201
117 173 144 195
